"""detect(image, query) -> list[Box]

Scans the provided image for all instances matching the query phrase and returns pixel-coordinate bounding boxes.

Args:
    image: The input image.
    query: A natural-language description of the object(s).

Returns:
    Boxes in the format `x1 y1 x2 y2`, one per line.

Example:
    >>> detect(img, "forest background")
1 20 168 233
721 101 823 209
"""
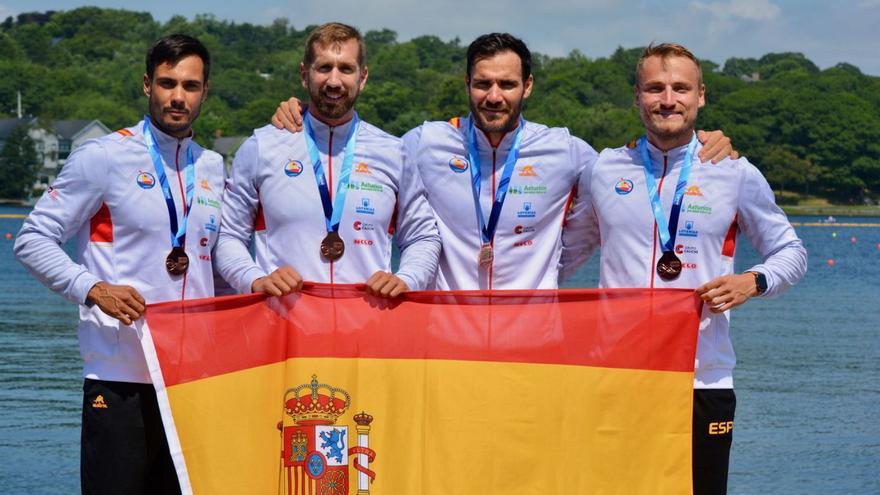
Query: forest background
1 7 878 205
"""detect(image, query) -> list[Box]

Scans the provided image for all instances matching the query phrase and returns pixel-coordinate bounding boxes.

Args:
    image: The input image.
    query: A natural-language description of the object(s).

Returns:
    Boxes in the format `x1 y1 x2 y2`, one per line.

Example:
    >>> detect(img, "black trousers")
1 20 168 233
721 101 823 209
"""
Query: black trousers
81 379 181 495
693 389 737 495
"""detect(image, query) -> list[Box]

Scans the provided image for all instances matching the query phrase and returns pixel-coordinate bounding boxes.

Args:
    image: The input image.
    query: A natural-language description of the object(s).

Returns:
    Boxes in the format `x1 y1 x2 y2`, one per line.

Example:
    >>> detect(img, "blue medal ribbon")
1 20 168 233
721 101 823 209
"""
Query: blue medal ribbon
466 115 525 247
638 133 698 253
143 116 195 249
303 112 359 235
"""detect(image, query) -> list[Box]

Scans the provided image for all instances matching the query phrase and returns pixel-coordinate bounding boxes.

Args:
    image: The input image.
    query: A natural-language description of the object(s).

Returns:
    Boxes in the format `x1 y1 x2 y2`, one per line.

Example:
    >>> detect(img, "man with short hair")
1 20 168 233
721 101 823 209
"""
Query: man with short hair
215 22 440 297
561 42 807 494
14 34 225 494
272 33 734 290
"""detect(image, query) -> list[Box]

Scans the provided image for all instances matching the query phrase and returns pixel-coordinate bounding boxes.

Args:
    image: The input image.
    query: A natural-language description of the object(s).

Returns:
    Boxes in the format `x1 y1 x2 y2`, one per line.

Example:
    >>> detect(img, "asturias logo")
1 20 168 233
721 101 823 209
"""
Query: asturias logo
448 157 469 173
284 160 304 177
136 171 156 189
615 178 634 195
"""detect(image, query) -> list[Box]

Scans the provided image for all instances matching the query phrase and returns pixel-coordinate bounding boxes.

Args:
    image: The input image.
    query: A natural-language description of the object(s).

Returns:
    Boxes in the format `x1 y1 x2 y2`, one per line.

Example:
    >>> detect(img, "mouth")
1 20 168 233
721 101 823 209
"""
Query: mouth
653 108 683 119
165 109 189 118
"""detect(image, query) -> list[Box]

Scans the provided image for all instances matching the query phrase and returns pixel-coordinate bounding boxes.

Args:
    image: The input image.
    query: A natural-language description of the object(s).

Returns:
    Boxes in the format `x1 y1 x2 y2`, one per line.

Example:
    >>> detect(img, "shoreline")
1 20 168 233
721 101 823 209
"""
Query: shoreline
781 205 880 217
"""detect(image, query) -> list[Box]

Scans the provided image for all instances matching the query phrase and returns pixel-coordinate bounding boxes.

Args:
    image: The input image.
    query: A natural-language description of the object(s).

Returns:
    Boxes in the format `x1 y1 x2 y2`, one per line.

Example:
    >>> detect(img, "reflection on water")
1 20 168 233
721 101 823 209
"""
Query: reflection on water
1 206 878 494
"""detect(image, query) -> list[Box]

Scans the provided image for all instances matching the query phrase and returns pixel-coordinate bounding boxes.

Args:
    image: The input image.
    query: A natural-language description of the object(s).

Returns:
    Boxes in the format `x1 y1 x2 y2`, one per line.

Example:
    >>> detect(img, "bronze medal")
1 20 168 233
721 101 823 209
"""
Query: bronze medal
165 246 190 275
320 231 345 262
656 251 682 281
478 243 494 268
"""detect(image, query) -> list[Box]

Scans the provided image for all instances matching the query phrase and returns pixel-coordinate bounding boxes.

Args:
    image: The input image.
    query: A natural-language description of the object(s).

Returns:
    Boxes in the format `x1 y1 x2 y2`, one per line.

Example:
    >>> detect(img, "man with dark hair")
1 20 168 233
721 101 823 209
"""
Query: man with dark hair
272 33 734 290
14 33 224 494
561 42 807 494
215 22 440 298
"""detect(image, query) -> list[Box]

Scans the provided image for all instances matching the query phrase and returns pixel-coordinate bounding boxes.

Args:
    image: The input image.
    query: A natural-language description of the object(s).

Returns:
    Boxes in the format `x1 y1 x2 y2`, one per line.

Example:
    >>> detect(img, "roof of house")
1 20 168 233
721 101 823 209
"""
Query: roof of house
52 119 110 140
0 117 36 140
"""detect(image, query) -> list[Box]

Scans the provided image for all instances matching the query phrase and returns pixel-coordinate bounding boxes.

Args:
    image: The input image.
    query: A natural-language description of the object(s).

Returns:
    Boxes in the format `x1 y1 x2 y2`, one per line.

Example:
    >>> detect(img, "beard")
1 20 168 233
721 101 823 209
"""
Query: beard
308 83 359 121
148 98 200 138
469 97 522 135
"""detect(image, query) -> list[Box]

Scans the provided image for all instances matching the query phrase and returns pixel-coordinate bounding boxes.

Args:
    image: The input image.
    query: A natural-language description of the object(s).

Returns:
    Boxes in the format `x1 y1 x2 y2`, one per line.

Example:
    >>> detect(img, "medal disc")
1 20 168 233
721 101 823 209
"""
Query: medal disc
478 244 494 268
165 247 190 275
320 231 345 262
656 251 682 281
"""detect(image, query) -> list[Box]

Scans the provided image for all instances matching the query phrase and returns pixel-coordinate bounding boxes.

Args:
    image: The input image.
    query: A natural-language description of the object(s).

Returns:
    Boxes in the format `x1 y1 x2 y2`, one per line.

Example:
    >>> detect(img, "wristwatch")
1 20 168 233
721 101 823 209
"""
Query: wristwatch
746 271 767 296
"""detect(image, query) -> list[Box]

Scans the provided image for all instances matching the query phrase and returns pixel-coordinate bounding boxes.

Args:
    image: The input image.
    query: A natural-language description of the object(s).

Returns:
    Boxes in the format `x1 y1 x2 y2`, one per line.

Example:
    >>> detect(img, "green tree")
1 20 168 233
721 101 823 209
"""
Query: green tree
0 124 40 199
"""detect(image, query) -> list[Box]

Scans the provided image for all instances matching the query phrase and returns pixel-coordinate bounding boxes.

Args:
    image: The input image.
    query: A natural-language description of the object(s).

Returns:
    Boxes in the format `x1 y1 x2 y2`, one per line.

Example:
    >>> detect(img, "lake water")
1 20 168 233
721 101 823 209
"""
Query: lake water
1 205 878 494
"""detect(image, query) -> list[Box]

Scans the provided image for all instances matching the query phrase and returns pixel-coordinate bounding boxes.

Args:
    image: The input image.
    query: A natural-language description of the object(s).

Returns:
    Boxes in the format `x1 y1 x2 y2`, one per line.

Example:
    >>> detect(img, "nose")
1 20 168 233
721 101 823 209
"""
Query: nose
326 68 343 88
170 84 186 105
486 84 504 105
659 87 675 106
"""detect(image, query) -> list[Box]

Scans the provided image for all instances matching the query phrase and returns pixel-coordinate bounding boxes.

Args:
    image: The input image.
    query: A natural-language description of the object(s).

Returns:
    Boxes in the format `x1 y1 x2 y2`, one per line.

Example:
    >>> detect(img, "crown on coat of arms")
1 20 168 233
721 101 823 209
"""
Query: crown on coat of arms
284 375 351 425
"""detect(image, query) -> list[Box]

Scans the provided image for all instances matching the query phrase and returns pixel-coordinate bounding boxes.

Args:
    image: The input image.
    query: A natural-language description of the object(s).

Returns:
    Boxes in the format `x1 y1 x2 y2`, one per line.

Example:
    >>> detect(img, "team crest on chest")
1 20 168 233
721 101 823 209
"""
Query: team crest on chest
448 156 469 173
284 160 304 177
615 178 634 195
136 171 156 189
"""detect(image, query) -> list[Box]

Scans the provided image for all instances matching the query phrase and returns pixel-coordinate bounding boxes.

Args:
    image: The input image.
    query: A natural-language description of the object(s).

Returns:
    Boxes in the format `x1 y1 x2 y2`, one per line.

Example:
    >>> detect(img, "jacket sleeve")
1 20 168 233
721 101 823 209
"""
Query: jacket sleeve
394 127 441 290
13 141 108 304
736 160 807 297
558 137 601 282
214 136 267 294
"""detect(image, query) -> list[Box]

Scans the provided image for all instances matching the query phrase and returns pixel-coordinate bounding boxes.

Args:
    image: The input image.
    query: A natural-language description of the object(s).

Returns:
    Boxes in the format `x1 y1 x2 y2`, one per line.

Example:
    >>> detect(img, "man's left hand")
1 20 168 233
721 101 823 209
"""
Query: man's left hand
365 271 410 298
696 130 739 163
695 273 758 313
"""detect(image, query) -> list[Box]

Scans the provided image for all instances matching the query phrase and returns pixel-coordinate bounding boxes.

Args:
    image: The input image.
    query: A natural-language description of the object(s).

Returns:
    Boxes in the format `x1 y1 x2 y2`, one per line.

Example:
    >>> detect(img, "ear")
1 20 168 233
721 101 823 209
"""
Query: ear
522 74 534 99
202 79 210 102
300 62 308 90
143 73 151 97
358 65 369 91
633 84 640 108
698 83 705 108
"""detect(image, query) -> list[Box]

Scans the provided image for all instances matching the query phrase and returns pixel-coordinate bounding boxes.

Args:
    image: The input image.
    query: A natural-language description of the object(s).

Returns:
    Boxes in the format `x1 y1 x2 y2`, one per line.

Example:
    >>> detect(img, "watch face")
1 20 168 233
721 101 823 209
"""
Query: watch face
753 272 768 294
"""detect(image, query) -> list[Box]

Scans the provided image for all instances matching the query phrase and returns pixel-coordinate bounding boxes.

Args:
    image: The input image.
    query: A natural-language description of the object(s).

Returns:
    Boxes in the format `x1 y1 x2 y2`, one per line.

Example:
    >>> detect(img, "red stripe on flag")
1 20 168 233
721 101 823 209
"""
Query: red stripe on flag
146 285 701 387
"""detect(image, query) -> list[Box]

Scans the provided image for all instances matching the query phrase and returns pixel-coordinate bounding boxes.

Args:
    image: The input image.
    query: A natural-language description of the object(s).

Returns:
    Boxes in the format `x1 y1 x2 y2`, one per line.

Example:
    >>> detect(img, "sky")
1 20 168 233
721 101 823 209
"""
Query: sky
2 0 878 75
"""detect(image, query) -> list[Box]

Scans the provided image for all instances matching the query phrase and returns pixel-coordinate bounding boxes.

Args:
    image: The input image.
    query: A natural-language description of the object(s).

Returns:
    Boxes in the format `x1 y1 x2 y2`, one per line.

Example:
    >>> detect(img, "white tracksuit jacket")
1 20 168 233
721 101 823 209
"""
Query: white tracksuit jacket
403 115 598 290
561 138 807 388
14 119 226 383
215 113 440 293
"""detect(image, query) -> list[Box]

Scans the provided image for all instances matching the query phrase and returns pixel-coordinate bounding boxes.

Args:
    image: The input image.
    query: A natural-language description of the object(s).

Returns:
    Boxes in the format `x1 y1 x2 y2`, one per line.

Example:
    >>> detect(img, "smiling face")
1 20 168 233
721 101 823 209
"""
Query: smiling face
467 50 533 143
635 55 705 150
143 54 208 138
300 38 368 125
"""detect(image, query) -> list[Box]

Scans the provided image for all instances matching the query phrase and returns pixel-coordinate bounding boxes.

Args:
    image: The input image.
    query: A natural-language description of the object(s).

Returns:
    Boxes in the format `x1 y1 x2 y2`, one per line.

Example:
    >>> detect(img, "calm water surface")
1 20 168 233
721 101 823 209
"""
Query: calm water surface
1 205 878 494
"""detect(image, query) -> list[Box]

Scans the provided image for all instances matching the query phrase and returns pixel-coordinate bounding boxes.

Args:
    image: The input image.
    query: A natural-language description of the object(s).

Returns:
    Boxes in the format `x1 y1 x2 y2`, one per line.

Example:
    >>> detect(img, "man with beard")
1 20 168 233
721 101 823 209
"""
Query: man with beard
215 22 440 297
272 33 734 290
14 34 225 493
560 43 807 494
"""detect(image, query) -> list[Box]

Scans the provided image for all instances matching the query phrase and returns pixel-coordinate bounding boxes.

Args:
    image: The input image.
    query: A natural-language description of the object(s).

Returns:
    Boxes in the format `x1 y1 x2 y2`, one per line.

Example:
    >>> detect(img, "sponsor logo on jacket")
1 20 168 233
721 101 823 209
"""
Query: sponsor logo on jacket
518 165 538 177
678 220 698 237
675 244 699 255
355 198 375 215
684 185 704 197
200 179 213 191
513 240 533 247
353 221 375 231
514 225 536 234
686 203 712 215
347 181 384 192
353 239 374 246
354 162 372 174
205 214 218 232
197 196 221 209
517 202 536 218
509 185 547 195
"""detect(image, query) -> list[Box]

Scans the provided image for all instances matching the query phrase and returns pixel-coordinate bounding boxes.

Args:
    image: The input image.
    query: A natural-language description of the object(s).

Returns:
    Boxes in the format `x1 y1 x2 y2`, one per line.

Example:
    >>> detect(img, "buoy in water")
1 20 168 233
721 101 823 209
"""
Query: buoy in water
4 233 12 240
851 236 857 244
832 232 837 238
827 258 835 266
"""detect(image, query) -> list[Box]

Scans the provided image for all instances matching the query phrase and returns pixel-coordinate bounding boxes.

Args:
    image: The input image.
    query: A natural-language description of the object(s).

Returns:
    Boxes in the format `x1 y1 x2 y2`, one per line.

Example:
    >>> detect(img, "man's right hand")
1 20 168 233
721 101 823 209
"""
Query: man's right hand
271 97 306 133
251 266 304 296
86 282 146 326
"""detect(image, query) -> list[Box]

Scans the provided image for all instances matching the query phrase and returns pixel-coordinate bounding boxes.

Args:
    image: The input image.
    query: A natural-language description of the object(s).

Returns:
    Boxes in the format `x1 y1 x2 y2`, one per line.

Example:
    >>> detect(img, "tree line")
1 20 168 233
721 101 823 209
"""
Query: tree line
1 7 878 203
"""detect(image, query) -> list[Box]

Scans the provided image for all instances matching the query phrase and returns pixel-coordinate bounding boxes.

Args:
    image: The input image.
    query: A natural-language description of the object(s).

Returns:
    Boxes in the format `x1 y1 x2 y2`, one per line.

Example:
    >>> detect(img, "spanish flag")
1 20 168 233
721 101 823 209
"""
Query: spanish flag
141 285 701 495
